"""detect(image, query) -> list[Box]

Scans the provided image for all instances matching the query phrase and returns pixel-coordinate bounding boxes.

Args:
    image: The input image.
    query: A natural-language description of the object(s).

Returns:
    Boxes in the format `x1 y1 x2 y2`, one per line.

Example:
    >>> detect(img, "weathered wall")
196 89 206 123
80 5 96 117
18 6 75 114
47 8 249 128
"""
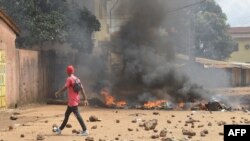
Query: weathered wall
232 68 241 87
0 19 18 107
16 49 39 105
16 49 55 106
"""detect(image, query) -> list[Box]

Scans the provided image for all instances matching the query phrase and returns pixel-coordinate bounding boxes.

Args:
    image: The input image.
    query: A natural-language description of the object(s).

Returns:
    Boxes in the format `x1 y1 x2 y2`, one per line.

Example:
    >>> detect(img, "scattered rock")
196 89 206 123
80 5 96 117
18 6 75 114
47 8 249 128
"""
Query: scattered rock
99 139 106 141
151 134 159 139
153 112 159 115
72 129 81 134
89 115 101 122
153 129 158 133
185 120 194 124
13 112 21 115
9 126 13 130
91 125 97 129
85 137 94 141
20 134 25 138
167 120 171 124
219 132 224 136
131 119 138 123
200 131 206 137
244 119 250 124
139 123 144 127
116 120 120 123
115 137 119 140
66 124 72 128
203 129 208 134
162 138 174 141
44 120 48 123
72 129 78 134
208 122 212 126
182 129 196 136
198 125 204 128
128 128 133 131
159 129 167 137
144 119 158 130
36 134 45 140
217 121 226 126
10 115 18 120
171 115 175 117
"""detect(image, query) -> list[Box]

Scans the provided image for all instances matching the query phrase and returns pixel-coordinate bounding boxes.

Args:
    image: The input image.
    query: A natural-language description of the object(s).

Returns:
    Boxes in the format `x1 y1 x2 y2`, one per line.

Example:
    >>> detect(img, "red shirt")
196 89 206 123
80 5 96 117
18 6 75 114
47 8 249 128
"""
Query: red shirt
65 75 81 106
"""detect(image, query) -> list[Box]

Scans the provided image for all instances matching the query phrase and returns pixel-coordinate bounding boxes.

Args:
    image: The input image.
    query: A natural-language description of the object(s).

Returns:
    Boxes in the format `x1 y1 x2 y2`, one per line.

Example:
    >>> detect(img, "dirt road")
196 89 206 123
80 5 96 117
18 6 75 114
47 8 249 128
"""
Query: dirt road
0 105 249 141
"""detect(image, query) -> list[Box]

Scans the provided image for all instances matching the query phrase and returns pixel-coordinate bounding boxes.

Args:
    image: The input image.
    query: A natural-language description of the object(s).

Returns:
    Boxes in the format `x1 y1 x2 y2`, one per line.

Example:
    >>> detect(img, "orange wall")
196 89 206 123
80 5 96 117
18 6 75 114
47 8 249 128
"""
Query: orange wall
0 19 18 107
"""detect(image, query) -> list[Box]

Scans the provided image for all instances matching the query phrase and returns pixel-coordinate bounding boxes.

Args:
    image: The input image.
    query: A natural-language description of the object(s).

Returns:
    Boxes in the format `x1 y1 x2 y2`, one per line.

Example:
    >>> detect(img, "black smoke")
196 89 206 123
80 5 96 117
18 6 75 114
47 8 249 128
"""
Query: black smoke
108 0 218 103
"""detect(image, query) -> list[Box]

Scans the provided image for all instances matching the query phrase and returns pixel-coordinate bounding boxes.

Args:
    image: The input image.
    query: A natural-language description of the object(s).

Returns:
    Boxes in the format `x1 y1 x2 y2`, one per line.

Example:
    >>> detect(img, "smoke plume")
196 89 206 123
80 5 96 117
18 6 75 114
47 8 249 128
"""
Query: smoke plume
108 0 230 103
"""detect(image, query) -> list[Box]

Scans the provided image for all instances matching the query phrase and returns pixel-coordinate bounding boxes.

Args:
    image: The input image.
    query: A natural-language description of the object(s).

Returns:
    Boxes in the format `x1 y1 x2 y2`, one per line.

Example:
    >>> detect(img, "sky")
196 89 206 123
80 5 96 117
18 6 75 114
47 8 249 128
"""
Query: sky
216 0 250 27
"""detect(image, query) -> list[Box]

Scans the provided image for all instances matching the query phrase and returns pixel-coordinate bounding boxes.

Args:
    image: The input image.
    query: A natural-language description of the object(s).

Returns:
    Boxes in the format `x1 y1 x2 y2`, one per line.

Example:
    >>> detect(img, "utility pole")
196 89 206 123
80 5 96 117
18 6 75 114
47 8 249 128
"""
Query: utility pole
109 0 119 34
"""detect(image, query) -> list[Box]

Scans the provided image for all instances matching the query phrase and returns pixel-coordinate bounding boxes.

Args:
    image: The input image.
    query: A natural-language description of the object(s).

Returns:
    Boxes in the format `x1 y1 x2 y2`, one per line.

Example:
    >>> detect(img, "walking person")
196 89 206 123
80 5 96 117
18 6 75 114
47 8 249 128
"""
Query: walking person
54 65 89 136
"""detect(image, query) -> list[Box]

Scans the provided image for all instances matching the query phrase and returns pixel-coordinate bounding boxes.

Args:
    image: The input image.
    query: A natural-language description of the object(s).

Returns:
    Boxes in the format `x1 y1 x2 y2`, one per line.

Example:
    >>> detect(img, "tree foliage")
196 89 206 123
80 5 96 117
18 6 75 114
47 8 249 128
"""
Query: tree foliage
0 0 100 52
193 0 234 60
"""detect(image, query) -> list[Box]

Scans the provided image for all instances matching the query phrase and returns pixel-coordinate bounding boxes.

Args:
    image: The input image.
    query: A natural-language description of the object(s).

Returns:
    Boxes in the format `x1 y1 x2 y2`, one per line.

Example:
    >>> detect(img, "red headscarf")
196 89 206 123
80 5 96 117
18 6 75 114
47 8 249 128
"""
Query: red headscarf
66 65 75 75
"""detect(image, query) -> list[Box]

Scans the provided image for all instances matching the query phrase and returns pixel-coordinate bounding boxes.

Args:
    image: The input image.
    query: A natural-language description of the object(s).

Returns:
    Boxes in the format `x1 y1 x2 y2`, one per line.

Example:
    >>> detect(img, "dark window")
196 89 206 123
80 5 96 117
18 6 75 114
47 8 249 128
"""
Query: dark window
245 44 250 50
241 69 247 86
233 43 239 51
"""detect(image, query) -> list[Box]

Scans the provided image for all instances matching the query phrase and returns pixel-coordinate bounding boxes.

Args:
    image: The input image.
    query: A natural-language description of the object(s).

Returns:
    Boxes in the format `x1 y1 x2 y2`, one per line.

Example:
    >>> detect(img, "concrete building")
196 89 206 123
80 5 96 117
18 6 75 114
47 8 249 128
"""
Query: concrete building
0 10 20 108
196 57 250 87
228 27 250 63
0 10 53 108
177 54 250 87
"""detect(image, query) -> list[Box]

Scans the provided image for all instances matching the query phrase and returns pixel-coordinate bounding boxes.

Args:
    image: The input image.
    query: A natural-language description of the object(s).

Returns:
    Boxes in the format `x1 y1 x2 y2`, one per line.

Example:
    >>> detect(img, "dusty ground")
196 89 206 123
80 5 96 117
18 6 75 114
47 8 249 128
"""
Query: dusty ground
0 105 250 141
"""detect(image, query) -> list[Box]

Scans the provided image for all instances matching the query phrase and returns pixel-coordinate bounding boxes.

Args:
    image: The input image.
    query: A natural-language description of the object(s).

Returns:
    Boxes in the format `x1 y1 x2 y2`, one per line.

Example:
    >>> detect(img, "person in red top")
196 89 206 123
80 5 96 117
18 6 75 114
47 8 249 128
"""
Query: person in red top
54 65 89 136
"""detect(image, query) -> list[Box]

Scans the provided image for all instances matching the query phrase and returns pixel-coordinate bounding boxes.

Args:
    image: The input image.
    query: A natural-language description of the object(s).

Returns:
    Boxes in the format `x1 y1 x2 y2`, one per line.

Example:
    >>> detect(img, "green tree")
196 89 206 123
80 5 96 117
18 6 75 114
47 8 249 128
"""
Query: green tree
193 0 234 60
0 0 100 52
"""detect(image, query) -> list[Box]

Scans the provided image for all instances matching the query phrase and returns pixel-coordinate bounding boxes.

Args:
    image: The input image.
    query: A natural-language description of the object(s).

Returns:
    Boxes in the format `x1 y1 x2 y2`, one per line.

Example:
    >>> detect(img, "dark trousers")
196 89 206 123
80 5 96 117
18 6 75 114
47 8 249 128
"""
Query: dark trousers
59 106 87 131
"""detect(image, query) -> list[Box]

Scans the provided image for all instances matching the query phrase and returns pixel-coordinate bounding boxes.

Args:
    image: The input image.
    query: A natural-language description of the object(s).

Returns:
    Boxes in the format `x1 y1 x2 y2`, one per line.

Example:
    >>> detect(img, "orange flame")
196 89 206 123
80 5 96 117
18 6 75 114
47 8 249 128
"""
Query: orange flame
100 88 127 107
116 100 127 108
143 100 166 108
